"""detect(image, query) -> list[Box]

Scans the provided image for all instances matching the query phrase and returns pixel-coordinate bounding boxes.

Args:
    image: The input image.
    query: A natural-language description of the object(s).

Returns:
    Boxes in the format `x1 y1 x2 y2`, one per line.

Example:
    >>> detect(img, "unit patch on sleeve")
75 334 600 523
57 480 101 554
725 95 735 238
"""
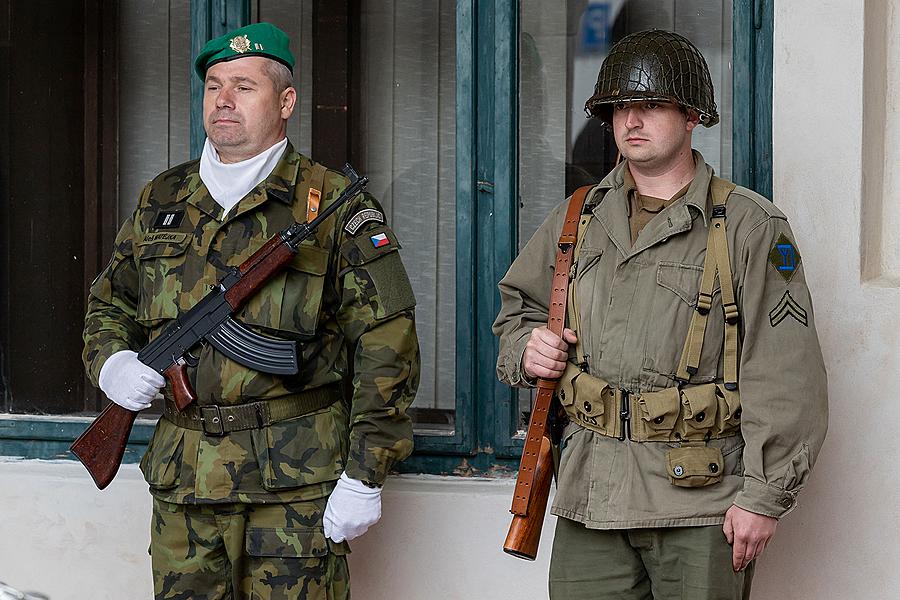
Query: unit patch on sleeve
769 290 808 327
153 209 186 229
344 208 385 235
768 233 802 282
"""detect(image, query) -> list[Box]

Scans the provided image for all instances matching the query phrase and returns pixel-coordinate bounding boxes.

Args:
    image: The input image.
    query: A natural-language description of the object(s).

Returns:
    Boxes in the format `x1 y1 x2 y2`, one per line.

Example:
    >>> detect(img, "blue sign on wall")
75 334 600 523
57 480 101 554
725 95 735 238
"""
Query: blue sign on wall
581 4 611 54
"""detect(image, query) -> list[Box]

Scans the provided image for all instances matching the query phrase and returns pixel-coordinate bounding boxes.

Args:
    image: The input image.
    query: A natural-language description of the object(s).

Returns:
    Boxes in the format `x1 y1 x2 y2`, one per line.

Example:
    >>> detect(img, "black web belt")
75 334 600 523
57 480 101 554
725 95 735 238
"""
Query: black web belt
163 384 342 436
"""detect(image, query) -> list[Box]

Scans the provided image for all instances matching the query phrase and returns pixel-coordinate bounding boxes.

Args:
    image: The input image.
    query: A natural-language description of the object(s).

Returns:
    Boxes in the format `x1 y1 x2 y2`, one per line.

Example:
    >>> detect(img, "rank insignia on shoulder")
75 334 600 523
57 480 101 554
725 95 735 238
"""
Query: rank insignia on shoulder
370 232 390 248
769 290 808 327
344 208 385 234
768 233 802 282
153 209 185 230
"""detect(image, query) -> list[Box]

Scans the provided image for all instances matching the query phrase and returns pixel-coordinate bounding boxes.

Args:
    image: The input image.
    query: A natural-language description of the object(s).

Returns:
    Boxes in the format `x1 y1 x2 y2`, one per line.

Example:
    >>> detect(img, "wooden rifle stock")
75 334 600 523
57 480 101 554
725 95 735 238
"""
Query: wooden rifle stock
503 185 592 561
503 435 553 560
70 403 138 489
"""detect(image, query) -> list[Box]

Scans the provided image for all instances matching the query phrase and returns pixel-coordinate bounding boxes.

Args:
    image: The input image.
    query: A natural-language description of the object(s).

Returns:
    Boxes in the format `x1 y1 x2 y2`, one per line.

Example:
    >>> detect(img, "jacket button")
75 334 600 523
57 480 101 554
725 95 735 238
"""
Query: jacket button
734 409 742 419
653 416 664 424
583 401 592 412
781 496 794 509
559 390 566 401
695 411 705 423
708 463 719 473
673 465 684 477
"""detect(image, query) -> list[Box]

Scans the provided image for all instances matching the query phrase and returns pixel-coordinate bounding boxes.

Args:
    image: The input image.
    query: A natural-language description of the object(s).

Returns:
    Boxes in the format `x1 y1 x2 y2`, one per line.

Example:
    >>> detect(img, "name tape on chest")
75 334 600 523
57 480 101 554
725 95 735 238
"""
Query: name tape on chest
140 231 189 245
344 208 385 235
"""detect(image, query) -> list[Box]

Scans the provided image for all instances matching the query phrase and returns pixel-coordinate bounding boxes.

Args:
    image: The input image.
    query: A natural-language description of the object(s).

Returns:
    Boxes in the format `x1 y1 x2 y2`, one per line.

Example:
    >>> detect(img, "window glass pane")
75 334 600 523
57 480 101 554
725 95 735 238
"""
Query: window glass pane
359 1 457 436
517 0 733 433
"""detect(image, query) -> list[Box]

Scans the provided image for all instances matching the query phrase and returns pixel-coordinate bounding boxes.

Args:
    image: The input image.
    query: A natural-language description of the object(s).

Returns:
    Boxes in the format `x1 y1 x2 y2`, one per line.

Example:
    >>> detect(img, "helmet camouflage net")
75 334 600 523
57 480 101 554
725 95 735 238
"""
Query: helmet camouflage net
585 29 719 127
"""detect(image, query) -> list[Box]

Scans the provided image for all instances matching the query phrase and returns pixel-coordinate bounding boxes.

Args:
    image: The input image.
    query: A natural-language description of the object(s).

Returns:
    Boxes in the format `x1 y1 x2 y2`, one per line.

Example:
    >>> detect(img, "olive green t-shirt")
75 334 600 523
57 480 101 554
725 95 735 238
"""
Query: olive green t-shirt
623 168 691 244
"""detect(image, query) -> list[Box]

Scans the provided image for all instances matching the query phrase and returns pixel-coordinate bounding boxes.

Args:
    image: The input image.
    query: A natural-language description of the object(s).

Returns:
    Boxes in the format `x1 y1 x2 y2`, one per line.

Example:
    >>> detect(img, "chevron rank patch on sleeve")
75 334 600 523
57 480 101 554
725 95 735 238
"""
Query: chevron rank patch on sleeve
769 290 809 327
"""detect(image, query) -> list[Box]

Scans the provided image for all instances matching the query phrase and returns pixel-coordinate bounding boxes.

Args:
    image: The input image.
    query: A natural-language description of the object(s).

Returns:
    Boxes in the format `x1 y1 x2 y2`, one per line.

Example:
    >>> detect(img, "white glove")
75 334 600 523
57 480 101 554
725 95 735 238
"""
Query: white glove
323 472 383 543
98 350 165 412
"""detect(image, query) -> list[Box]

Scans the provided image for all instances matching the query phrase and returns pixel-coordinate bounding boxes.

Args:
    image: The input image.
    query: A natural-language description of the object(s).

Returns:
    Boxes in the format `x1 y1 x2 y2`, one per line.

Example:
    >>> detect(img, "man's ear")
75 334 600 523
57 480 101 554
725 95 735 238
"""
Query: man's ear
685 108 701 132
280 86 297 119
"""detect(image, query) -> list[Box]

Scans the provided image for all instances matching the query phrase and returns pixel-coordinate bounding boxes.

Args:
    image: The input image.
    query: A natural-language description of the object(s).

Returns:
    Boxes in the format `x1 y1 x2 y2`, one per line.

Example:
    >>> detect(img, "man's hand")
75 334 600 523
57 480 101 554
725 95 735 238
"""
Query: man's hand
99 350 165 412
523 327 577 380
323 472 383 543
723 504 778 571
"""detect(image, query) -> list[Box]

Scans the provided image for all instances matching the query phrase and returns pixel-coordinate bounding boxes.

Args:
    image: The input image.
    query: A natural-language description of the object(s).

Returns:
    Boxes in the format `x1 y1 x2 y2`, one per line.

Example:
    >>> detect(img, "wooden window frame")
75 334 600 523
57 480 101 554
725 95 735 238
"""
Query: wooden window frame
0 1 774 477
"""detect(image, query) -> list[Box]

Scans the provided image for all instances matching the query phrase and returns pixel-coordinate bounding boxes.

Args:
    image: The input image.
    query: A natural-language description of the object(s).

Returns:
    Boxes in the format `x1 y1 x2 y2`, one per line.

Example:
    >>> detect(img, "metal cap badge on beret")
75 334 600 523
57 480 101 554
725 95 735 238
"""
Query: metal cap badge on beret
194 22 295 80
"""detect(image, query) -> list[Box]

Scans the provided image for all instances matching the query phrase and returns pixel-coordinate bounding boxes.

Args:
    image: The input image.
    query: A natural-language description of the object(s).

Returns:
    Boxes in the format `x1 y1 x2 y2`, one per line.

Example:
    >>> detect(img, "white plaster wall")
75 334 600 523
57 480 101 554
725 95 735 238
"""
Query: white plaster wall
753 1 900 599
0 460 555 600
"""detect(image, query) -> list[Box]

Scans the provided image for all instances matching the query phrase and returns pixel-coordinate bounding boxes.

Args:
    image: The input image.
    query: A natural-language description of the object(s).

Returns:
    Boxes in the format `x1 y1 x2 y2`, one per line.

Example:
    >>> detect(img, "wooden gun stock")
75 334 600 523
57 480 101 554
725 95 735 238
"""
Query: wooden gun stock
69 403 138 490
503 435 554 560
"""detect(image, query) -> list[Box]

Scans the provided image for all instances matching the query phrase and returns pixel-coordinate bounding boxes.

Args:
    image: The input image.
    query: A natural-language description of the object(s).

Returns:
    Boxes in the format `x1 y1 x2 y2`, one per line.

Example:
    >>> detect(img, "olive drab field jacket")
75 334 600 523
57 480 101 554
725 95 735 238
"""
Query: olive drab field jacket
83 143 420 504
493 152 828 528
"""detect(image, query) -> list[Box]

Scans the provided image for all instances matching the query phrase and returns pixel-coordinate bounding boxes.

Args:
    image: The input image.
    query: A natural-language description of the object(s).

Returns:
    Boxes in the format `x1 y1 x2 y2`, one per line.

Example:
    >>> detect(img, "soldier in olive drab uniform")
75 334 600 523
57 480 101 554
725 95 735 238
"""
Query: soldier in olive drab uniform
82 23 419 599
493 30 827 599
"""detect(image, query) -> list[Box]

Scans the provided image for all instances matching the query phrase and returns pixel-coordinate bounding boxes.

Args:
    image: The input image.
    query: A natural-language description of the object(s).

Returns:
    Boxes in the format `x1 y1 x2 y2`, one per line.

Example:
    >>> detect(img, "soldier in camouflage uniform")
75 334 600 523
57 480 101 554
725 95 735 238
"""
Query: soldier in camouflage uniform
494 31 827 599
82 22 419 599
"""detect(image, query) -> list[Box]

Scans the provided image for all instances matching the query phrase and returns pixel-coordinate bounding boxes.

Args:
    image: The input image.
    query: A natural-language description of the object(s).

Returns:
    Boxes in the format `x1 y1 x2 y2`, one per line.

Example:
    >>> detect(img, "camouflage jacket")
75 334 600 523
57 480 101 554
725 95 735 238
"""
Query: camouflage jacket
83 142 419 504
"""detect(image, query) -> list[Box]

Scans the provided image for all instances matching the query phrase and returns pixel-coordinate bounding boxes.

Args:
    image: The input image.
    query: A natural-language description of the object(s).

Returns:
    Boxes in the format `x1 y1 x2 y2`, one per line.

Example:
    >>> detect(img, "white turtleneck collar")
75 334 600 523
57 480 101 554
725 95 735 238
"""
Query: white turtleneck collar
199 137 289 215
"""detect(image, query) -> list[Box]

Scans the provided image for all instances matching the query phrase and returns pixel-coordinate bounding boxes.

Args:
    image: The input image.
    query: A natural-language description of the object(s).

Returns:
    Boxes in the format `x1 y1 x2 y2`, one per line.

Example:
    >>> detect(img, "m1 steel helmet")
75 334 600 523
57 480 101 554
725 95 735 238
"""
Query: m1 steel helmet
584 29 719 127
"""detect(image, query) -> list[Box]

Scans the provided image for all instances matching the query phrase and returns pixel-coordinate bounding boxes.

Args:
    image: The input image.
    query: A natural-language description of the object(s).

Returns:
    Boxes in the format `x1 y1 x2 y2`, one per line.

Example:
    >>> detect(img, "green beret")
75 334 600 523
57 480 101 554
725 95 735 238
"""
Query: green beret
194 22 295 80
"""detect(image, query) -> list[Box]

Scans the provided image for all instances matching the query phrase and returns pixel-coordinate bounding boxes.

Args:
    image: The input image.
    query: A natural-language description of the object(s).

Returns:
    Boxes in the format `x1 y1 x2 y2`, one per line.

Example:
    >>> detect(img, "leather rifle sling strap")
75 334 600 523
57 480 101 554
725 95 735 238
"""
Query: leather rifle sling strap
510 185 593 517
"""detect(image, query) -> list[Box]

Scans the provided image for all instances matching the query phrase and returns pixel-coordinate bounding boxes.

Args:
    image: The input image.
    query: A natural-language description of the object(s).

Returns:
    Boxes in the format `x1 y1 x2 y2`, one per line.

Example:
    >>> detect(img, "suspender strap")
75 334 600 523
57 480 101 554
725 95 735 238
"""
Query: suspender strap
511 185 593 517
675 177 739 388
306 163 328 224
710 178 740 389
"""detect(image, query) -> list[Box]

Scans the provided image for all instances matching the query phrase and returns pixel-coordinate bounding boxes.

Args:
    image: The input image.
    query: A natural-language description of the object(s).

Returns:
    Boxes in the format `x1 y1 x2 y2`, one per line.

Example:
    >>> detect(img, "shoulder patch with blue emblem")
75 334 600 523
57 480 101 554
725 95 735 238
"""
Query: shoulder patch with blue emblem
768 234 801 282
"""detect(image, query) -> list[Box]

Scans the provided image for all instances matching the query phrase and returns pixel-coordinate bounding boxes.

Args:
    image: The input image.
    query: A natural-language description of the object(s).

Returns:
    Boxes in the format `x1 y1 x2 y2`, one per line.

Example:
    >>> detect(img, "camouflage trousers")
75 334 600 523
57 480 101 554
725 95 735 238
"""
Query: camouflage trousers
151 496 350 600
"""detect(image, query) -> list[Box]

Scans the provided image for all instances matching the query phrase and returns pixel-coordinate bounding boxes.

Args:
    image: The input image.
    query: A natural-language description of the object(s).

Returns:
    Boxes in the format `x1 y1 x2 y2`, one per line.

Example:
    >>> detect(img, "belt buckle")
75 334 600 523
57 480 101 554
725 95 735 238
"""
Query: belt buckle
200 405 225 436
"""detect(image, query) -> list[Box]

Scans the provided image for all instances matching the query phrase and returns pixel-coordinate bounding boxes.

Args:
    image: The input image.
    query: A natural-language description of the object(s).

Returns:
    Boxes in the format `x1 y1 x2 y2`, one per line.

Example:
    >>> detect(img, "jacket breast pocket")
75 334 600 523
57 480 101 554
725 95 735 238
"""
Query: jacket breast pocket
240 243 330 339
644 261 723 380
135 236 192 325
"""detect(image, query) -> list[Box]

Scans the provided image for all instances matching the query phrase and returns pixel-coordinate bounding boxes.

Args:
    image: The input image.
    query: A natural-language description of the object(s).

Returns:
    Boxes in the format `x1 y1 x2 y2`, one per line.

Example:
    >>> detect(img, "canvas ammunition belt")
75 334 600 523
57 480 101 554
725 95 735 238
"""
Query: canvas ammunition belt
556 363 741 442
163 384 342 436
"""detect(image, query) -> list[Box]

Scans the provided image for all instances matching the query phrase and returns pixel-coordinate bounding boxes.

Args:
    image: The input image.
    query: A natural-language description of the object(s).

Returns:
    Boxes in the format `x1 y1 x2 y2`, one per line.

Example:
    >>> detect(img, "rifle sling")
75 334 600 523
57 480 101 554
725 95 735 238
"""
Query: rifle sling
163 384 342 436
510 185 593 517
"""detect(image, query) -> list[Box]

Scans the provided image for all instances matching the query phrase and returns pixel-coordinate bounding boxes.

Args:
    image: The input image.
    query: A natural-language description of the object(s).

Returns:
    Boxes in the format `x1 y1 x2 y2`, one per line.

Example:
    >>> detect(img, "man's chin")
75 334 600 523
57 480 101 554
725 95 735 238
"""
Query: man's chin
207 135 246 149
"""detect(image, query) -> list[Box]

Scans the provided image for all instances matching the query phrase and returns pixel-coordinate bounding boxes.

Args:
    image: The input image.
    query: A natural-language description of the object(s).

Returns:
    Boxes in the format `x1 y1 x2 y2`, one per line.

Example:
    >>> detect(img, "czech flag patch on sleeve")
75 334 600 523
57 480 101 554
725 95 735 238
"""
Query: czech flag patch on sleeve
370 232 390 248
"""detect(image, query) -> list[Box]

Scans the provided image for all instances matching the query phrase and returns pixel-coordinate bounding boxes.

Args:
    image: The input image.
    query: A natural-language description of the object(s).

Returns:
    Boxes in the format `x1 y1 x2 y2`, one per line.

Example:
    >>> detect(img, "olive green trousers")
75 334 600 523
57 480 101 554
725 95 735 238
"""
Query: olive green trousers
150 497 350 600
549 517 754 600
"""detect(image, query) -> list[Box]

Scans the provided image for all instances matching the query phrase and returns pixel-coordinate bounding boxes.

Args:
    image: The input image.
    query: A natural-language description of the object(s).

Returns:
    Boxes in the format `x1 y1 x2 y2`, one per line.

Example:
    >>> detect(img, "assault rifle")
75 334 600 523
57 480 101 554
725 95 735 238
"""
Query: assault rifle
70 164 368 490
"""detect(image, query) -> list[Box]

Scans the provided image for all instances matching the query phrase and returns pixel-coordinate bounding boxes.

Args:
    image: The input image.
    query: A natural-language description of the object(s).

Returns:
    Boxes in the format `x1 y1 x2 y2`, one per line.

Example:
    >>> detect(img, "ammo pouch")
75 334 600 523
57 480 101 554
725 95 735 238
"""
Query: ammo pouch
666 444 724 487
556 363 742 443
